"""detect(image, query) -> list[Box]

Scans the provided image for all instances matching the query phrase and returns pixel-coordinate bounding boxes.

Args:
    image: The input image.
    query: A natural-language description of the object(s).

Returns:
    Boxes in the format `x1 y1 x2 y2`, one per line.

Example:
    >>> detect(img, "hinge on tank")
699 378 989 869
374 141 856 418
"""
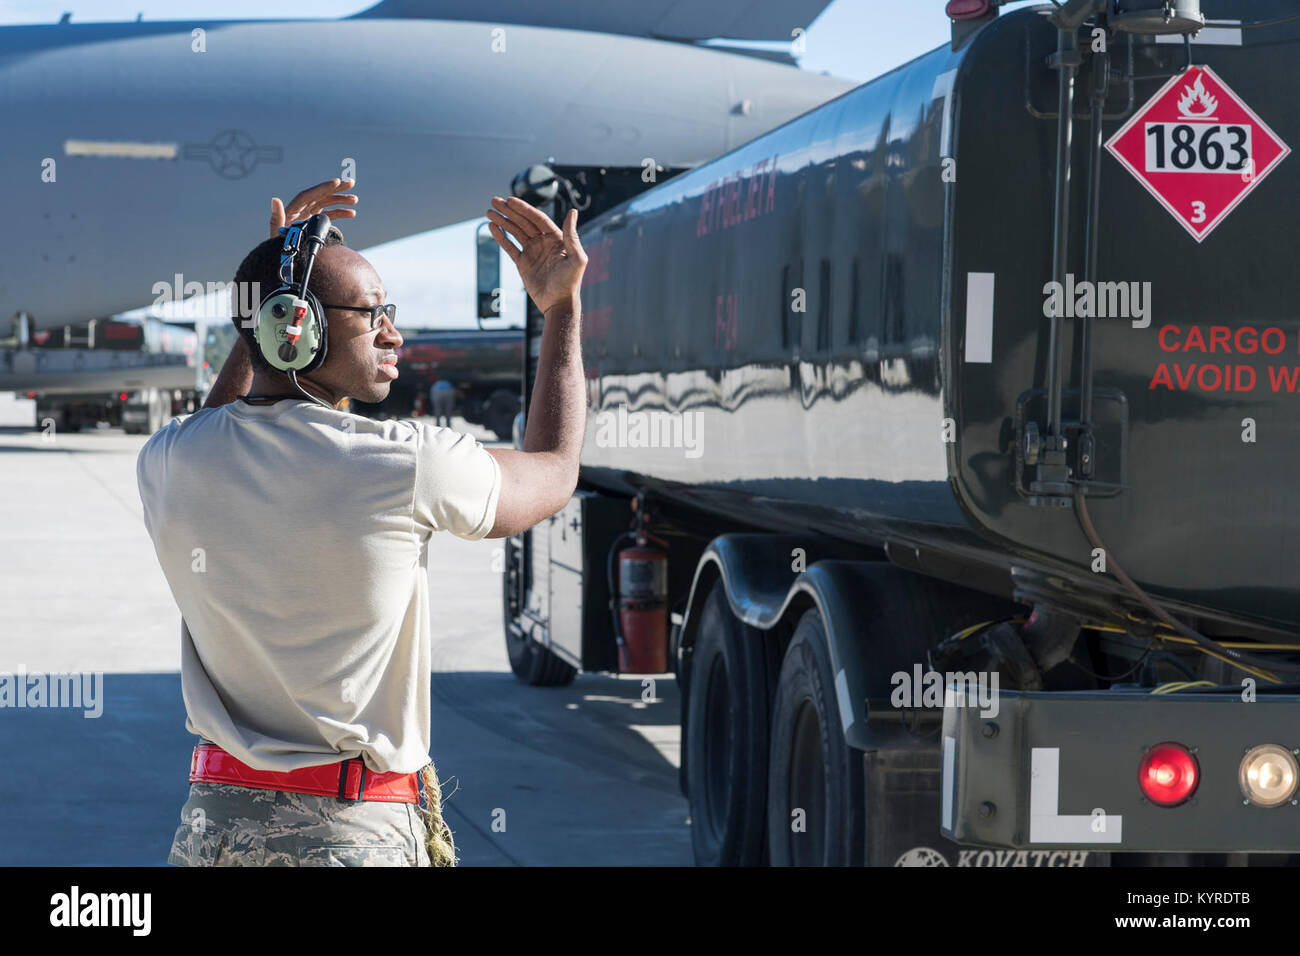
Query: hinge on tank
1015 390 1128 503
1025 427 1072 508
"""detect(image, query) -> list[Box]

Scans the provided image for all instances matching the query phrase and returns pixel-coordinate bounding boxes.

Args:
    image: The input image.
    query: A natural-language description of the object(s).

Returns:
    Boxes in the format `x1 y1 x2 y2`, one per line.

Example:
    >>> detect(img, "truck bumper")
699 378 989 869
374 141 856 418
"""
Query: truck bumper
940 690 1300 853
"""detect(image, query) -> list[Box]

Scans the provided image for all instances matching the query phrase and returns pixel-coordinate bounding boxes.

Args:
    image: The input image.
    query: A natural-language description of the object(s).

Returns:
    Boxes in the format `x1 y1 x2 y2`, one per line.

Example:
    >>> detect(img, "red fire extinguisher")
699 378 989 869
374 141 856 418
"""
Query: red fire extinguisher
609 502 669 673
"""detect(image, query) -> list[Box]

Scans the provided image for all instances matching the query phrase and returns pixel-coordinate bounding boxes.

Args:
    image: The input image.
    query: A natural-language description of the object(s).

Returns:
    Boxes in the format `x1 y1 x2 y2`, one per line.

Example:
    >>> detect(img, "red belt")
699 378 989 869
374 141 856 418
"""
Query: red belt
189 744 420 804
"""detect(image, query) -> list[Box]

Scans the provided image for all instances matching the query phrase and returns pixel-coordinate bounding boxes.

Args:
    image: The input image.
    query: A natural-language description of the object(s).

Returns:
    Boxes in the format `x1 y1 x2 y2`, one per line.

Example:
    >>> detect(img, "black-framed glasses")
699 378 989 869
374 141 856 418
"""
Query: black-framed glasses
322 302 397 330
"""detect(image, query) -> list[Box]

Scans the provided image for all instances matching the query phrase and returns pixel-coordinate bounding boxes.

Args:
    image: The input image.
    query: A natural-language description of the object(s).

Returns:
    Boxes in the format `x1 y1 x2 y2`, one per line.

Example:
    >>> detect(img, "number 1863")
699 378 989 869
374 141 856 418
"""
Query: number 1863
1145 122 1251 174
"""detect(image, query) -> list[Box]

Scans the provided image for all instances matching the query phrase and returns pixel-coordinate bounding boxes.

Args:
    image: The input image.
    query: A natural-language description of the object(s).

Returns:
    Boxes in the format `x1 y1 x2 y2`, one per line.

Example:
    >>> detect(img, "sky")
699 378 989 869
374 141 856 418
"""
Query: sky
2 0 1041 331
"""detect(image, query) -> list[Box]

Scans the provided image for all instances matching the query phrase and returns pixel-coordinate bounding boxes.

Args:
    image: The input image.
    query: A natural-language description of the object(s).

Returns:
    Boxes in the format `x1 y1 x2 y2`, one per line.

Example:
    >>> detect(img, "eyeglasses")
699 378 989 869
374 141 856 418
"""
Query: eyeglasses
322 302 397 331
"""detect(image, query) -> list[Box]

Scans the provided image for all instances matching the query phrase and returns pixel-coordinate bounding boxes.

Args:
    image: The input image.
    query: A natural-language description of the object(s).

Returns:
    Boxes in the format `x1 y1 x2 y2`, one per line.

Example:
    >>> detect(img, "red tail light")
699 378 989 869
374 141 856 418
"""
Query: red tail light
946 0 991 20
119 392 128 401
1139 742 1199 807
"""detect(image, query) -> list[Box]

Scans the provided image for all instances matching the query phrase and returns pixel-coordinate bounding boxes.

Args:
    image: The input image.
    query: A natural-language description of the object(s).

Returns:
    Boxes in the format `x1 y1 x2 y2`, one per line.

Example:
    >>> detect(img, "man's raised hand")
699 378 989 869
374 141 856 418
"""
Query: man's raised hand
269 178 358 238
485 196 588 315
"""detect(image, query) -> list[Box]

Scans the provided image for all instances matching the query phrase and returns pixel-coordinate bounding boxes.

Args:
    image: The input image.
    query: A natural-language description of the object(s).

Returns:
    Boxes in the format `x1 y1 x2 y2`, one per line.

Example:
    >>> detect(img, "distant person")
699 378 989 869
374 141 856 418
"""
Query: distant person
430 378 455 427
136 178 588 867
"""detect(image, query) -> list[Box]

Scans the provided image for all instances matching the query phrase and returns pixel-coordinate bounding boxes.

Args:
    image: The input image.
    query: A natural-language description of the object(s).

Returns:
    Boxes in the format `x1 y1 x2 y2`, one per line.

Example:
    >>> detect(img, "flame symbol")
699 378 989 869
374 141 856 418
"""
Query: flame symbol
1177 75 1219 119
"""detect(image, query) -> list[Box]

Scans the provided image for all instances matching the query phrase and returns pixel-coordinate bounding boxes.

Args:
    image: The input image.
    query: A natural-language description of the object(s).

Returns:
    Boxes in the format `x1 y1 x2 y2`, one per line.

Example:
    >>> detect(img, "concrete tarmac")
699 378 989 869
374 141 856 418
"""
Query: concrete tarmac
0 399 692 866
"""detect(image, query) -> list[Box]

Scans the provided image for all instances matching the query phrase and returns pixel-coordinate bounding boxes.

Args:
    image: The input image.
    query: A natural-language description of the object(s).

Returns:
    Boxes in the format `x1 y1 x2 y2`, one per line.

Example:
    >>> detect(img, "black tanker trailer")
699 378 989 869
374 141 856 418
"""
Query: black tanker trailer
495 0 1300 866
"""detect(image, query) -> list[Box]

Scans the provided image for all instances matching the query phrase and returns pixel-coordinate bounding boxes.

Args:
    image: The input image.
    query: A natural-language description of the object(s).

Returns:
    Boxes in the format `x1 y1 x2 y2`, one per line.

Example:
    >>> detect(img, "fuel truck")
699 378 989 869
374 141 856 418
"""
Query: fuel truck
495 0 1300 866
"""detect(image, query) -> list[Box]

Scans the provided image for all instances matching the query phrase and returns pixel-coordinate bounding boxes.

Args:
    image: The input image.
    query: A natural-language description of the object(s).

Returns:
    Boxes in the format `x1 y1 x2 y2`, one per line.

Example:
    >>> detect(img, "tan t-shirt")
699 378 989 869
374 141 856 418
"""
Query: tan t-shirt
136 397 501 773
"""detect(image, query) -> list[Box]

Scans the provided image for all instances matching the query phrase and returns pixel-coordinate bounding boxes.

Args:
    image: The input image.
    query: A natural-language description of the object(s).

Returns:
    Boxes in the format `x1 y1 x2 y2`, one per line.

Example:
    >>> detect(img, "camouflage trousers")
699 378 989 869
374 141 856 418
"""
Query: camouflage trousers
168 771 438 867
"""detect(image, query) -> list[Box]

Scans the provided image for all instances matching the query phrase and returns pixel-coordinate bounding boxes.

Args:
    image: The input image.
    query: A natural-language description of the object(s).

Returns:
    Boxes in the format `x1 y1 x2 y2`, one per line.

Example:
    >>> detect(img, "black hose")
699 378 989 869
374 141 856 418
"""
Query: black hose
606 531 638 657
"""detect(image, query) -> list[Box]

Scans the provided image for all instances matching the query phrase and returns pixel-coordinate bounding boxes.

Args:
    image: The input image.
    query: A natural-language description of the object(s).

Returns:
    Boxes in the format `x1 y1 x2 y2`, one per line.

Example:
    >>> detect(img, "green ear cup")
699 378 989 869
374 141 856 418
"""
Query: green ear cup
255 292 325 372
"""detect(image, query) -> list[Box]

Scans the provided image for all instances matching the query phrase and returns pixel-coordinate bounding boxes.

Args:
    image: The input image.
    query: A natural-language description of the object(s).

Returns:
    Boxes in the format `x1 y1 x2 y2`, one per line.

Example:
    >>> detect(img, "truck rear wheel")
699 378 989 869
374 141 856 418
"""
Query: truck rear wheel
504 622 575 686
767 607 865 866
685 582 769 866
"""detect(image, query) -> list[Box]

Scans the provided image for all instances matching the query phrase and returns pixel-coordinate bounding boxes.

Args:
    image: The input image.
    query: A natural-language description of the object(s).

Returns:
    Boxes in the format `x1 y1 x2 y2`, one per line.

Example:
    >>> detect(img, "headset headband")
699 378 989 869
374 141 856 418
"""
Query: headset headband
278 221 304 288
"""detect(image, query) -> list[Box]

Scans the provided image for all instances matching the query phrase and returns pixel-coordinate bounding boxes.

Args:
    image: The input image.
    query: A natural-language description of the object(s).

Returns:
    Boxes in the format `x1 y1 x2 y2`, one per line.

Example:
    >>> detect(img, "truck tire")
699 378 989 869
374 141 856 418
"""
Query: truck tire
502 535 577 687
505 620 576 686
767 607 865 866
685 582 769 866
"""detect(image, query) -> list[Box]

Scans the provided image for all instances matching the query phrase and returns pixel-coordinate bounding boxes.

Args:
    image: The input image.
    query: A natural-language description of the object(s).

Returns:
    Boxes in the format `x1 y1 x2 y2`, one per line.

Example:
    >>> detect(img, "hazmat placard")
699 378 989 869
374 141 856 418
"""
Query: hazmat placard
1105 65 1289 242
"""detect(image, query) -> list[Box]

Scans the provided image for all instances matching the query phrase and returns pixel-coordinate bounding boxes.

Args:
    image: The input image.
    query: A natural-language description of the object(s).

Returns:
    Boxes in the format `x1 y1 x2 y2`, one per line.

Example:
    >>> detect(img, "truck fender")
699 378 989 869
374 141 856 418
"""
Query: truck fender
678 535 1017 752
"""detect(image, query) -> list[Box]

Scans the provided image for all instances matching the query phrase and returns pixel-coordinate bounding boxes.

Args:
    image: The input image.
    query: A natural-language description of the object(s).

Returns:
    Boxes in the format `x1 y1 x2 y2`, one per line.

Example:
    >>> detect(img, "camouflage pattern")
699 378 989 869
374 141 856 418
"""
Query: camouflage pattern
168 779 432 867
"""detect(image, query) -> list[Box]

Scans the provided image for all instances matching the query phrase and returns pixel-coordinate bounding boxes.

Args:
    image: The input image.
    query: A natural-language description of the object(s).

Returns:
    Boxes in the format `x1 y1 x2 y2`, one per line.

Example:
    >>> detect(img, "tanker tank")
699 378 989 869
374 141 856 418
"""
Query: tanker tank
572 0 1300 639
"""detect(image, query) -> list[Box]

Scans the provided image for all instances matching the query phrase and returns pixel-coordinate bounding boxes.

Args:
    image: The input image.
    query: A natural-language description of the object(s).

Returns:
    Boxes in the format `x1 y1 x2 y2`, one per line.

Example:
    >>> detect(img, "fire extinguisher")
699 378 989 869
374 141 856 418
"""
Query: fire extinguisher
607 500 669 673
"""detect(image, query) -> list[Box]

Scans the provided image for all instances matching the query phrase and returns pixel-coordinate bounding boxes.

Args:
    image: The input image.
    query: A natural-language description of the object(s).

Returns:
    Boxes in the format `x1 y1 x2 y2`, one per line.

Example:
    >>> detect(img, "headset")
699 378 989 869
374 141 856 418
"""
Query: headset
252 212 334 407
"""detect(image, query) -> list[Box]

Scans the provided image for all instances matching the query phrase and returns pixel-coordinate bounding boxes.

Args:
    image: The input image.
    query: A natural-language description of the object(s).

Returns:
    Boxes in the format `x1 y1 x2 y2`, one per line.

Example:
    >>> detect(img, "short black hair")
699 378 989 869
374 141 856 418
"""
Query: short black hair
231 225 346 371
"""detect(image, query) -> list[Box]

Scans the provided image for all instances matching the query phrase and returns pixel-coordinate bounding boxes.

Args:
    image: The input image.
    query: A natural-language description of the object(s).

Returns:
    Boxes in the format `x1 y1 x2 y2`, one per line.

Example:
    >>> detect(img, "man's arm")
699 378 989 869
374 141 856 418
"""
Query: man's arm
202 335 253 409
480 197 588 538
484 296 584 537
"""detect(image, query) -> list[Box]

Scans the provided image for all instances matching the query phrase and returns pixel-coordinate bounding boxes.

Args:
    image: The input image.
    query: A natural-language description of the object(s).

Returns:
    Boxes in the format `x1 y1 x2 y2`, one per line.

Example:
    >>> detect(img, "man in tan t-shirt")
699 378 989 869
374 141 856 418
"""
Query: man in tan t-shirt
138 178 587 866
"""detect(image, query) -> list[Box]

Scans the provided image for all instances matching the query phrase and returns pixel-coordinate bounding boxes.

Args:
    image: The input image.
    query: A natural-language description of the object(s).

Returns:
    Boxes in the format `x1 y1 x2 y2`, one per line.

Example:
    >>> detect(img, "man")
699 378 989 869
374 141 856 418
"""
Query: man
429 378 455 427
137 178 587 866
